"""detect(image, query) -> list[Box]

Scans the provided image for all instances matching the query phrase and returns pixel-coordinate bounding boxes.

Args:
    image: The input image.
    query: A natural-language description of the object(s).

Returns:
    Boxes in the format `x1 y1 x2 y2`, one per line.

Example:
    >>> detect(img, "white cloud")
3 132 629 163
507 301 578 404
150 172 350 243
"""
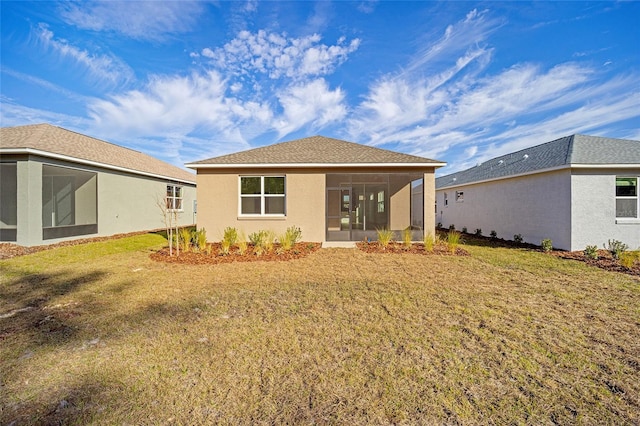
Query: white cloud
35 23 134 87
87 70 272 144
59 1 204 41
199 30 360 80
274 79 347 137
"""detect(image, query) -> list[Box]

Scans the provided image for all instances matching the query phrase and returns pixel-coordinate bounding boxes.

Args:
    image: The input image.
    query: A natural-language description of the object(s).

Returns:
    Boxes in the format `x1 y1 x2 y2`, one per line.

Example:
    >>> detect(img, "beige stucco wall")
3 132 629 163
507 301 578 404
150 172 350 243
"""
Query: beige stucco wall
196 166 440 243
423 172 436 237
196 169 326 242
436 169 572 249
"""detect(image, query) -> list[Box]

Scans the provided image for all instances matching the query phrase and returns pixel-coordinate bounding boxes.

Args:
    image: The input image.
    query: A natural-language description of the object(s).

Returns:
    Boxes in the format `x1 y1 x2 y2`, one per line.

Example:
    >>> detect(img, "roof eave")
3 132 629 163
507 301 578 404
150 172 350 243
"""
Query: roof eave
186 162 447 169
436 162 640 190
1 147 196 185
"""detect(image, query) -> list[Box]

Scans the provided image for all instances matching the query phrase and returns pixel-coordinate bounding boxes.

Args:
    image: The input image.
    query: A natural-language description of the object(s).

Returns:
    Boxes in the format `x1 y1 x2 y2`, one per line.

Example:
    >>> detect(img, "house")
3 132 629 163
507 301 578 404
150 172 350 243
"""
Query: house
0 124 196 247
435 134 640 251
186 136 446 243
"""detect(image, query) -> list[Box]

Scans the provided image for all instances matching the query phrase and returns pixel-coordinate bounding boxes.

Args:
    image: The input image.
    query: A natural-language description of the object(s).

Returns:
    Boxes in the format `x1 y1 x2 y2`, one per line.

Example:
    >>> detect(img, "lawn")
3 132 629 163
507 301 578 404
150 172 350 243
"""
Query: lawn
1 234 638 424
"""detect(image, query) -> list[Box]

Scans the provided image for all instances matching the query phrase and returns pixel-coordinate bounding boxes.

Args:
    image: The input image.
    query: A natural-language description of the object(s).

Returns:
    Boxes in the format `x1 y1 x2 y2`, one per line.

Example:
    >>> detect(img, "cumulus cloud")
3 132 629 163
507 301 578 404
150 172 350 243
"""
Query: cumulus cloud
274 79 347 137
88 71 272 143
198 30 360 80
35 23 134 87
59 1 204 41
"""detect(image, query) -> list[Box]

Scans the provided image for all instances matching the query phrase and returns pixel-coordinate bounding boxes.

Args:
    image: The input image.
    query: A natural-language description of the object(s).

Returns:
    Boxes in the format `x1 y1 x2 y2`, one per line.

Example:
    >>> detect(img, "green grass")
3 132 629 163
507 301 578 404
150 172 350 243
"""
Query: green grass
1 234 639 424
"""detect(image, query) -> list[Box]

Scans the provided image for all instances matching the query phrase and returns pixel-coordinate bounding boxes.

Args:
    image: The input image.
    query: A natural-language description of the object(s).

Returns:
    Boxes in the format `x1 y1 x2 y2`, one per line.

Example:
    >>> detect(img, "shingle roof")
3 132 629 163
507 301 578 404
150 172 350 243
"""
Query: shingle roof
187 135 445 167
436 134 640 189
0 124 195 183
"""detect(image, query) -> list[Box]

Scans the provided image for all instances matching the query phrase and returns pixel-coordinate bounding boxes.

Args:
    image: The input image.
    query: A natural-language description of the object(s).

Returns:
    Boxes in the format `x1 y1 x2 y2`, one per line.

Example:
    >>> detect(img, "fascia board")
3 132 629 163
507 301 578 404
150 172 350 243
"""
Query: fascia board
186 162 447 169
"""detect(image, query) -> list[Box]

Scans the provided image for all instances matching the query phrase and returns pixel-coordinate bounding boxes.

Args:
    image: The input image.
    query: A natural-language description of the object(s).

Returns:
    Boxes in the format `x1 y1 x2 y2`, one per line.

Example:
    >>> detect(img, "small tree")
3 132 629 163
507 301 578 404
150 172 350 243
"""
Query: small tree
156 193 181 256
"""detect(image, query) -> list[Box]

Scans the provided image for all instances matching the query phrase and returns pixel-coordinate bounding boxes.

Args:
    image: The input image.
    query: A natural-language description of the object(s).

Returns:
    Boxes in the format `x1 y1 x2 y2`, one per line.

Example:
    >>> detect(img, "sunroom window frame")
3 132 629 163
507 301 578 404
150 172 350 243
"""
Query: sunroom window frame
239 175 286 217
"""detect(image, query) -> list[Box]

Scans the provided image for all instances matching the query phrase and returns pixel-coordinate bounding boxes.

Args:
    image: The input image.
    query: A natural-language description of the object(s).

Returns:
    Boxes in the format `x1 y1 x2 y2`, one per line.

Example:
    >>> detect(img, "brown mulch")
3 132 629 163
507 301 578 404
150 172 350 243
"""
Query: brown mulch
150 242 322 265
0 230 159 260
552 249 640 277
356 241 470 256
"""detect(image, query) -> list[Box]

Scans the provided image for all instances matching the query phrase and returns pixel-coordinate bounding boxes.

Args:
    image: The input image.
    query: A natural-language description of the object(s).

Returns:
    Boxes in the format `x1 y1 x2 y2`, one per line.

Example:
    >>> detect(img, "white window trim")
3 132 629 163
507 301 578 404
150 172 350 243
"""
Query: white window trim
166 184 184 212
238 175 286 217
615 176 638 220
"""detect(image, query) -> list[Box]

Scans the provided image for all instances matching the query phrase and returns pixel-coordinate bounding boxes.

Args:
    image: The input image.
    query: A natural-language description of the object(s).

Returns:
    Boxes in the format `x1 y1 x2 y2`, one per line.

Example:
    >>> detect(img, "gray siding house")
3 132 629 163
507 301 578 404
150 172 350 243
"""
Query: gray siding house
1 124 196 247
436 135 640 251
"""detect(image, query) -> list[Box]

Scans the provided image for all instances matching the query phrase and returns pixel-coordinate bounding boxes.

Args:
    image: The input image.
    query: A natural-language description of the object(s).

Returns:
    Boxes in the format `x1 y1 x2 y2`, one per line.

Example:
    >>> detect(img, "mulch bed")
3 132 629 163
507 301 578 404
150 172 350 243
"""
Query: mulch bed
150 242 322 265
356 241 470 256
552 249 640 277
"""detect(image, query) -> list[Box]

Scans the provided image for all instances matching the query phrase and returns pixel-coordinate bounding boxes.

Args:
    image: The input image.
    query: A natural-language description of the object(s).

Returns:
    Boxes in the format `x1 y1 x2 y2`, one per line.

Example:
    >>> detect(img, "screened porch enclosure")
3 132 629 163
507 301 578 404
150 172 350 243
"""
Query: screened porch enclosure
326 173 424 241
42 164 98 240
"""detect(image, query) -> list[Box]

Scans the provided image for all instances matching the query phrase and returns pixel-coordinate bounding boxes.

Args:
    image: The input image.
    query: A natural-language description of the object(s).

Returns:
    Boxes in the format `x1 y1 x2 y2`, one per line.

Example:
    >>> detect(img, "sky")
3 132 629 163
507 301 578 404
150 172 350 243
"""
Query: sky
1 1 639 175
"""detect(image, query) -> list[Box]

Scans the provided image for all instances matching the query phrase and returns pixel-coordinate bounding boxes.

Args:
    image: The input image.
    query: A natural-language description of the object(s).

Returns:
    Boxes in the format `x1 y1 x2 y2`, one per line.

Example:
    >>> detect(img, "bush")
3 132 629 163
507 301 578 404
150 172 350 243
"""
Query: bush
490 230 497 239
605 239 628 260
620 251 639 269
541 239 553 252
223 227 238 246
583 245 598 260
376 228 394 248
446 230 461 254
513 234 523 244
178 227 192 253
474 228 482 236
402 227 412 248
423 232 435 252
237 232 248 255
279 226 302 251
193 228 208 252
448 224 456 231
461 226 468 234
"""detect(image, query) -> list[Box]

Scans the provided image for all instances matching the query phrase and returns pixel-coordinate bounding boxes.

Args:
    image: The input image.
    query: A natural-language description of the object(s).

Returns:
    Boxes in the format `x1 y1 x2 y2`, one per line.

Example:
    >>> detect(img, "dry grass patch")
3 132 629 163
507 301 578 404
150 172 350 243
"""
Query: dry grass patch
1 235 639 424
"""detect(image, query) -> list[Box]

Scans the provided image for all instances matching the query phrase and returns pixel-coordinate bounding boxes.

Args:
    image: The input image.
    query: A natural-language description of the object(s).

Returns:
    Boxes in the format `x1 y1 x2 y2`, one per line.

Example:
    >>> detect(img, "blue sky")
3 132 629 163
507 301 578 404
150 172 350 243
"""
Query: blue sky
1 1 638 175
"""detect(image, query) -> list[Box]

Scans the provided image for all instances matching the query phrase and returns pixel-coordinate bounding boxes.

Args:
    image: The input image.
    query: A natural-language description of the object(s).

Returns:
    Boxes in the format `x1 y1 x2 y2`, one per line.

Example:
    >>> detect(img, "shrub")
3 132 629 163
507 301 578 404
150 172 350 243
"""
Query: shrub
220 239 231 255
446 230 461 254
223 227 238 246
448 224 456 231
193 228 208 252
461 226 468 234
474 228 482 236
437 222 443 229
249 230 268 255
583 245 598 260
423 232 435 252
279 226 302 251
513 234 523 244
490 230 497 239
376 228 394 248
237 232 248 255
402 227 412 248
264 230 276 252
178 227 192 253
605 239 628 260
619 251 639 268
541 239 553 252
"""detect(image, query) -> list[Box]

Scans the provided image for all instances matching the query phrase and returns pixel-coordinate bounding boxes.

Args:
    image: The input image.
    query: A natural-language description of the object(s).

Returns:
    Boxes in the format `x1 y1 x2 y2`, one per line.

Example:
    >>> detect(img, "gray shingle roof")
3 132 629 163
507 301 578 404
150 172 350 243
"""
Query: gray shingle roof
1 123 195 183
436 134 640 189
187 135 445 167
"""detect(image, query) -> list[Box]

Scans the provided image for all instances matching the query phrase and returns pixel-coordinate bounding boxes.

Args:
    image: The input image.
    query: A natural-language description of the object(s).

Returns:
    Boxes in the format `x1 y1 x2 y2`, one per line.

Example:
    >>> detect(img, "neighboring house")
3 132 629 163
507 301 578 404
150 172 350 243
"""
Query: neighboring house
435 134 640 251
0 124 196 247
186 136 445 243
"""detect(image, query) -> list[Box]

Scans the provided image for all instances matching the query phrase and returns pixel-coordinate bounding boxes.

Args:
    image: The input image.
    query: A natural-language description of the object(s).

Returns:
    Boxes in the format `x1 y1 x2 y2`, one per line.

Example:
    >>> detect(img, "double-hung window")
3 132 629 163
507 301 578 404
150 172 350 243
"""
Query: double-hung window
240 176 285 216
166 185 183 211
616 177 638 219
